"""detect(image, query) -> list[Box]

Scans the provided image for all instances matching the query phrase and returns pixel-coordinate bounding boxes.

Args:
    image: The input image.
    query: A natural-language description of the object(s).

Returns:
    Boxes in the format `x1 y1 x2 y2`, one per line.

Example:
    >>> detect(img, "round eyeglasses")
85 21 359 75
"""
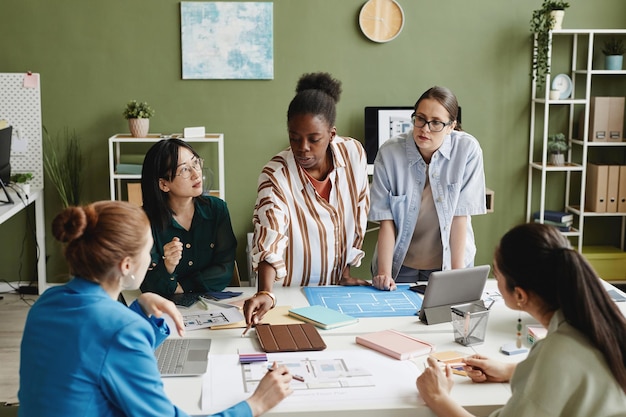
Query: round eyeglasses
176 157 204 179
411 114 452 133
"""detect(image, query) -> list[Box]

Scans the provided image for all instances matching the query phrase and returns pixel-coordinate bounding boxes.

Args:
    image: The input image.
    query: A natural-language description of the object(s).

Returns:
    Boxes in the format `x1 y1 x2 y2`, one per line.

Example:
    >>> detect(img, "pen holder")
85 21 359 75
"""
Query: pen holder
451 302 490 346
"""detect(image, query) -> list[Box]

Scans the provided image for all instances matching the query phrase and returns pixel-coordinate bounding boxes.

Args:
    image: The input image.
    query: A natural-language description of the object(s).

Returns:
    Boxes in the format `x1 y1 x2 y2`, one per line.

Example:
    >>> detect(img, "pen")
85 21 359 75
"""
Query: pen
267 365 305 382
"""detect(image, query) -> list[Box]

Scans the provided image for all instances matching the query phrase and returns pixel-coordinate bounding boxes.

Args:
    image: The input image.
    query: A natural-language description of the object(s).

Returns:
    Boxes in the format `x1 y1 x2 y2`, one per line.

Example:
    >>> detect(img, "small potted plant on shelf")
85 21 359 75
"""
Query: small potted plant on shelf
602 37 625 71
530 0 570 90
547 133 569 166
10 172 33 195
123 100 155 138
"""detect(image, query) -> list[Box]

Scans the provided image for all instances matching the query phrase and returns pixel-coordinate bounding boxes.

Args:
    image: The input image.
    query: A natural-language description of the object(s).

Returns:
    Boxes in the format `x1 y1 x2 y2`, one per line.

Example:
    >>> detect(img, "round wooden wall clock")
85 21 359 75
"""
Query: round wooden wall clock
359 0 405 43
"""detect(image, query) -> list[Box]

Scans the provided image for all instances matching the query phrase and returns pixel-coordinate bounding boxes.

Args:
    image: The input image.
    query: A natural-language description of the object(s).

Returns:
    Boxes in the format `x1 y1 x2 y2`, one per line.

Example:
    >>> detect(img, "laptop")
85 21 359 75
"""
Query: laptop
155 338 211 377
417 265 490 325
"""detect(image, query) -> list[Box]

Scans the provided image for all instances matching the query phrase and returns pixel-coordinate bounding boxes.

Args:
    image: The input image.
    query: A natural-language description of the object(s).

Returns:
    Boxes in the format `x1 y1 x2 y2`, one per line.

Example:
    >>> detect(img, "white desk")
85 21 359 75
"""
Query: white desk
125 282 626 417
124 282 509 416
0 187 46 294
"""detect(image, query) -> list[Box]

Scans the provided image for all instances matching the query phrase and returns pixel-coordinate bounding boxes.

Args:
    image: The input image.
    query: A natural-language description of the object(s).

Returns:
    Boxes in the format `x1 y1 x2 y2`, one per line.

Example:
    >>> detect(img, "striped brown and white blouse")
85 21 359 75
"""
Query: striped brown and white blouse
252 136 370 286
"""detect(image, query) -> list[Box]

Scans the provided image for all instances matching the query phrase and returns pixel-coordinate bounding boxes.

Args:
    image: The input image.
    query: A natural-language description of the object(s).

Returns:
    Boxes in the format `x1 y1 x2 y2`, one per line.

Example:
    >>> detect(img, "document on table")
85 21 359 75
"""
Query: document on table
202 350 422 413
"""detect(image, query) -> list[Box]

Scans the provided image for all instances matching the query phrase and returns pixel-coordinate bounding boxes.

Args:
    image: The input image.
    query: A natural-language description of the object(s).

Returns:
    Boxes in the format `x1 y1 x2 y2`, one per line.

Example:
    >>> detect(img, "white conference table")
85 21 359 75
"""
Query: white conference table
127 280 626 417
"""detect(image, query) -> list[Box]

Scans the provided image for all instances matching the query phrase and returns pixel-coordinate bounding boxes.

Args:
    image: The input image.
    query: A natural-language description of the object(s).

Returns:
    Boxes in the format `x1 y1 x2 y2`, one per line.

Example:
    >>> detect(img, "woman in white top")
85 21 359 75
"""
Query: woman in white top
417 223 626 417
369 86 486 291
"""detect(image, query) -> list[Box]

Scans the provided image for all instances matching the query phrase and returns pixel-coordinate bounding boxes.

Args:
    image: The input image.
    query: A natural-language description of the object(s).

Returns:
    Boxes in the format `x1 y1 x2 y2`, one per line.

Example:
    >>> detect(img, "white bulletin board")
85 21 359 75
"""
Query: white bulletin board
0 72 43 189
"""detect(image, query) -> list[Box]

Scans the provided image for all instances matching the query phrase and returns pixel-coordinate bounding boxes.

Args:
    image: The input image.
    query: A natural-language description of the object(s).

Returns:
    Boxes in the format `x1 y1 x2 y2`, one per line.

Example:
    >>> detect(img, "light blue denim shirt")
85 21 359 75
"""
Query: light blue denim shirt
369 130 486 278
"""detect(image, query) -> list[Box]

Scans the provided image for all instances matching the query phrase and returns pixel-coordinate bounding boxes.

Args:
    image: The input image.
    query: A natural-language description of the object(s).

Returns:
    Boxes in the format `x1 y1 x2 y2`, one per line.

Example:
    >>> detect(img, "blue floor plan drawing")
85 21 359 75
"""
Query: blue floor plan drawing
304 285 422 318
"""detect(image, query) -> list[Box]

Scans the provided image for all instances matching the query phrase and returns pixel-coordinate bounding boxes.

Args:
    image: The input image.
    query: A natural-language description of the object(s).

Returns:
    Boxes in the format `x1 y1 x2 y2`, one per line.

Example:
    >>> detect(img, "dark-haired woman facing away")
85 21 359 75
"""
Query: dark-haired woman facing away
244 72 370 325
417 223 626 417
140 138 237 297
19 201 293 417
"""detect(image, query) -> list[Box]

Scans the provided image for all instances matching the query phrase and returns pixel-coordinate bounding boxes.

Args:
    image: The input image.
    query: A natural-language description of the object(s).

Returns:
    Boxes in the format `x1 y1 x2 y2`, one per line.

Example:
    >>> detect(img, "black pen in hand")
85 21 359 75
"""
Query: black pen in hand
267 365 305 382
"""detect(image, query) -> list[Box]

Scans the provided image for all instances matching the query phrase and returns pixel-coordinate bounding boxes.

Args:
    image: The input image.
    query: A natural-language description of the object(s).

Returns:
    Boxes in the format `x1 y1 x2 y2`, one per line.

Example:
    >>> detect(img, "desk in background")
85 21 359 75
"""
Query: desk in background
0 188 46 293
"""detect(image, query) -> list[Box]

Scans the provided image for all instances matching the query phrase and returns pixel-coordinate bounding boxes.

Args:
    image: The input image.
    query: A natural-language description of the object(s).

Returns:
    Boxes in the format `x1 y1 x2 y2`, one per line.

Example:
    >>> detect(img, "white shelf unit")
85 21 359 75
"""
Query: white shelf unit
526 29 626 252
108 133 225 202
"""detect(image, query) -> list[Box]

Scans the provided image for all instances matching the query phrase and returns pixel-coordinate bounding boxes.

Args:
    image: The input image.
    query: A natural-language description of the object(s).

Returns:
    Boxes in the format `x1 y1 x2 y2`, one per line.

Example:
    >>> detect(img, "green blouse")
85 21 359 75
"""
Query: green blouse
140 196 237 296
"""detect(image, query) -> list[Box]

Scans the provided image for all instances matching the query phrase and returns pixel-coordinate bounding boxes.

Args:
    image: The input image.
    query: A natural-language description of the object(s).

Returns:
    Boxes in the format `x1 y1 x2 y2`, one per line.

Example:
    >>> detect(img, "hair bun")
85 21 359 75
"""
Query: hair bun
51 206 88 243
295 72 342 103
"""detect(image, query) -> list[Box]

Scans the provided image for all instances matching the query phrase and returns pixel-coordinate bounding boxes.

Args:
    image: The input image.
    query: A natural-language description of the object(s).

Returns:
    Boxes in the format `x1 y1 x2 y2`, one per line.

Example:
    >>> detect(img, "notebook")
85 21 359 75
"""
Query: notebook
356 329 434 360
255 323 327 353
288 305 358 329
418 265 490 325
154 338 211 377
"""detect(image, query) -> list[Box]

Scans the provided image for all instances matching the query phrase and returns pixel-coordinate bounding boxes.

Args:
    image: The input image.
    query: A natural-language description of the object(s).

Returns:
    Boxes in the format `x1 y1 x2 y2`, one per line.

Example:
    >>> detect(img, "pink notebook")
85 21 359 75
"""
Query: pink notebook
356 329 435 360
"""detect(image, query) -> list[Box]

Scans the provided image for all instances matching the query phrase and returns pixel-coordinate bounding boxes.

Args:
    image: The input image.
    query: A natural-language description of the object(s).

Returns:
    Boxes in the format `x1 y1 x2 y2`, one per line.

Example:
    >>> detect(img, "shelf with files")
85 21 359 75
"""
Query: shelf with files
526 29 626 253
108 134 225 204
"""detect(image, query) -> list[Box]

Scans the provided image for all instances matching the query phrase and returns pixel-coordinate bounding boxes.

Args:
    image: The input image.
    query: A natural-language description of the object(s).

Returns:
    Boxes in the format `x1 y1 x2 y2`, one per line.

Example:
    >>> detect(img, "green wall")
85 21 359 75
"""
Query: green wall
1 0 625 284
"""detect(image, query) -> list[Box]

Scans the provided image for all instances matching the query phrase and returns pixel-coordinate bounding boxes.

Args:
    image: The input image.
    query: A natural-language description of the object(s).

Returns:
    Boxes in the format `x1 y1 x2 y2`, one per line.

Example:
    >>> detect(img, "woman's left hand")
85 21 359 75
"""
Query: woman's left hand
339 276 372 286
416 356 454 406
137 292 185 337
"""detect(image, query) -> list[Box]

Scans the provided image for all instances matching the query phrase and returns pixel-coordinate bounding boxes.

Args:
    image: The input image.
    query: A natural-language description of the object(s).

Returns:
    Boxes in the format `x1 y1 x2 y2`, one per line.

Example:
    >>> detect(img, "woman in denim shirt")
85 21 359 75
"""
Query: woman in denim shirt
369 86 486 290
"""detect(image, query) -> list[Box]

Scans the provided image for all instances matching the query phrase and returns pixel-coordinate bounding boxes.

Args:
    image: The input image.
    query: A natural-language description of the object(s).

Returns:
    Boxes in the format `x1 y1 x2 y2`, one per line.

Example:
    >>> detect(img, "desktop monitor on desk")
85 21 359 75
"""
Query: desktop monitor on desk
0 125 14 204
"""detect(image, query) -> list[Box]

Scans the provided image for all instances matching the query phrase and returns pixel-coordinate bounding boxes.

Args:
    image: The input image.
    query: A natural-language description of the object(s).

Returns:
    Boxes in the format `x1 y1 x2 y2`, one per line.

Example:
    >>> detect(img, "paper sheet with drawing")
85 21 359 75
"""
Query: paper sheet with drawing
202 350 422 413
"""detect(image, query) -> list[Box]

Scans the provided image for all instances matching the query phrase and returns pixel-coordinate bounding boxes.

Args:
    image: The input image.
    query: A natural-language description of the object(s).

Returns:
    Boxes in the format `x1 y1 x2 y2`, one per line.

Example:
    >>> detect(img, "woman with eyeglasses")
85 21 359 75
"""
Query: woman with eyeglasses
369 86 486 290
140 138 237 297
243 72 370 325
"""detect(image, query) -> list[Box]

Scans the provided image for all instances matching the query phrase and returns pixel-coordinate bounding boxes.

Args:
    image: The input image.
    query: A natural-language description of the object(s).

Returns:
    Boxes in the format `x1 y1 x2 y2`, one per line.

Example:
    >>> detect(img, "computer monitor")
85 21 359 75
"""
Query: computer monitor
364 105 462 165
0 126 14 204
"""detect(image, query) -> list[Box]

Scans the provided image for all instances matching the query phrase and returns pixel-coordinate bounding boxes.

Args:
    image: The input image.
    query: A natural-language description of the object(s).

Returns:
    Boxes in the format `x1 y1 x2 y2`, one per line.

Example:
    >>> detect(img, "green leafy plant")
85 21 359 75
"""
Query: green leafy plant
43 126 83 208
10 172 33 184
547 133 570 154
122 100 155 119
530 0 571 89
602 37 625 56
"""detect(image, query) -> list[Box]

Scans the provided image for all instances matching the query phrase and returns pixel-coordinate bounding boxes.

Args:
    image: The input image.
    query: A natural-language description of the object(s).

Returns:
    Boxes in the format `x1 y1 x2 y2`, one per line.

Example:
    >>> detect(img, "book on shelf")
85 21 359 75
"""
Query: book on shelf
115 163 142 175
288 305 358 330
532 218 571 232
532 210 573 224
355 329 434 360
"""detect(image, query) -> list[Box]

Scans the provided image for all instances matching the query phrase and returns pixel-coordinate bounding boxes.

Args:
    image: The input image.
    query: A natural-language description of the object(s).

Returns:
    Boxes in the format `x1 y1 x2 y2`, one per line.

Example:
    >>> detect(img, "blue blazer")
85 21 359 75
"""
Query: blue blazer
18 277 250 417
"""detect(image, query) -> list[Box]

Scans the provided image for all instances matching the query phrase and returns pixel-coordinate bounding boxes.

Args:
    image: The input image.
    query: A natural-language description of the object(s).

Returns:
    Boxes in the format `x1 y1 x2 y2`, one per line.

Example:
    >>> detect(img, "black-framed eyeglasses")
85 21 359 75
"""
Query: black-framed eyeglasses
175 156 204 179
411 114 452 133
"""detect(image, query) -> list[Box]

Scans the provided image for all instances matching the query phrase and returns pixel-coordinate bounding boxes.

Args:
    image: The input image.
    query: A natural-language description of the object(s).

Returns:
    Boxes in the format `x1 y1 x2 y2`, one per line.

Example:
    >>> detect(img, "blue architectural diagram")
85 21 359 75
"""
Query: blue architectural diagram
304 285 422 318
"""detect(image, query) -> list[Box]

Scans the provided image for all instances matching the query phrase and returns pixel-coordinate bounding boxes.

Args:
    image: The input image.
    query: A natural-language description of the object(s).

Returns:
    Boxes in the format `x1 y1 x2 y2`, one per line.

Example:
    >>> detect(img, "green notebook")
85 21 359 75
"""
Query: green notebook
288 305 358 330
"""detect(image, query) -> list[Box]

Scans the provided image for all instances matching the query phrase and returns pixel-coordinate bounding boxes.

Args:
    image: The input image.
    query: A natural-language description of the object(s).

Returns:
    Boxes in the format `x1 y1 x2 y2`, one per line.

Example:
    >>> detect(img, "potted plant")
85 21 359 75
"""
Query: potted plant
602 37 625 71
530 0 570 90
10 172 33 195
123 100 155 138
547 133 569 166
43 126 83 208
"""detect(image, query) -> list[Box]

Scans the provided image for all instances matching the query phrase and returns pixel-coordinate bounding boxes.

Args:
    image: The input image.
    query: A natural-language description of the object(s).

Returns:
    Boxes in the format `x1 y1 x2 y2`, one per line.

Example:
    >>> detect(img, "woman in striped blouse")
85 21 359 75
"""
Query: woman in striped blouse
244 72 371 324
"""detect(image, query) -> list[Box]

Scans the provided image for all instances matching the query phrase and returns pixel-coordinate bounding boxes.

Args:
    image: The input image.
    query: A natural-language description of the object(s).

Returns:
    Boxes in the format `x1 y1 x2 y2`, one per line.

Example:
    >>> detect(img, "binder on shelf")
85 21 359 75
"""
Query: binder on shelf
607 165 620 213
618 165 626 213
587 97 610 142
586 163 608 213
127 183 143 207
607 97 625 142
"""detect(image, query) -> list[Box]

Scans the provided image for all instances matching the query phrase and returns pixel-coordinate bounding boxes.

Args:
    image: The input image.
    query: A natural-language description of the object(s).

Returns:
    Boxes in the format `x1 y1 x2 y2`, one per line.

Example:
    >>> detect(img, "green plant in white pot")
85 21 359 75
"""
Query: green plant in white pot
547 133 569 166
602 37 625 71
123 100 155 138
530 0 570 90
10 172 33 195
